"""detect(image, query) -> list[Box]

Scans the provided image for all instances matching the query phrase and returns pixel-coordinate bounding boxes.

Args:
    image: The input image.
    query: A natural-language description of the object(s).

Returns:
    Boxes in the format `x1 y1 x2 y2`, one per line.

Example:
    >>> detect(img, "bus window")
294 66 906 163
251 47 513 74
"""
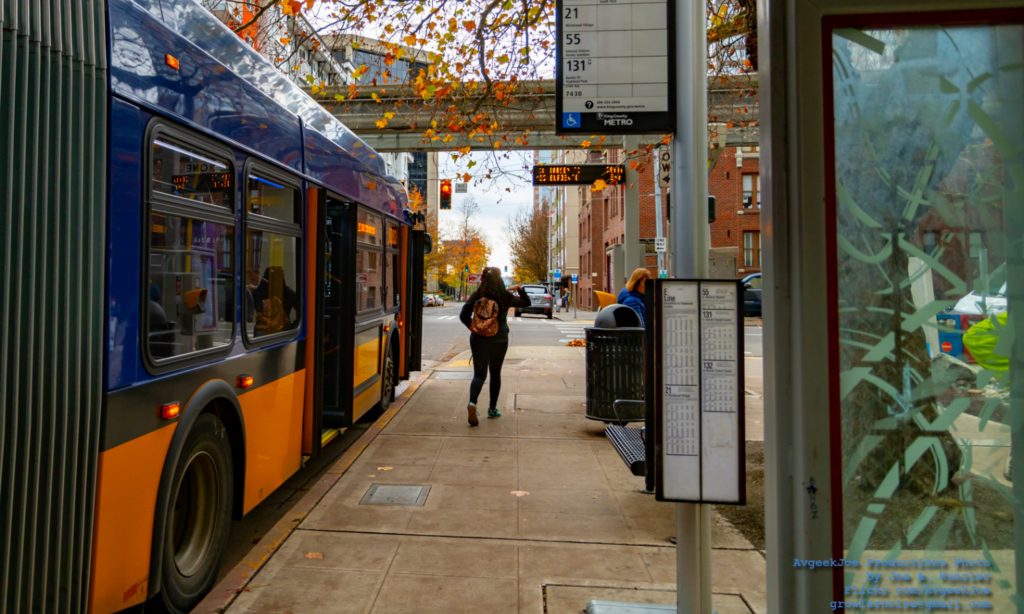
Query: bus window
357 209 382 246
247 173 300 224
355 248 381 312
151 138 232 207
243 166 302 343
245 233 300 338
385 220 400 310
147 214 235 359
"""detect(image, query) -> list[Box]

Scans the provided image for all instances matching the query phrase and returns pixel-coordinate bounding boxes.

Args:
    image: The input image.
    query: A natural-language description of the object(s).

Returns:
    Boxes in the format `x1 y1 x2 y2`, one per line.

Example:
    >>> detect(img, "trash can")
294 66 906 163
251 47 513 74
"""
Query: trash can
585 305 645 423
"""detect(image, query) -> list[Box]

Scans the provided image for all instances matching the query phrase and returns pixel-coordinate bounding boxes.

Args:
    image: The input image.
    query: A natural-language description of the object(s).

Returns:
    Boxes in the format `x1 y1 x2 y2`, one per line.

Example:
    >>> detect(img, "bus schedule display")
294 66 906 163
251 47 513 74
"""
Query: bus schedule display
532 164 625 186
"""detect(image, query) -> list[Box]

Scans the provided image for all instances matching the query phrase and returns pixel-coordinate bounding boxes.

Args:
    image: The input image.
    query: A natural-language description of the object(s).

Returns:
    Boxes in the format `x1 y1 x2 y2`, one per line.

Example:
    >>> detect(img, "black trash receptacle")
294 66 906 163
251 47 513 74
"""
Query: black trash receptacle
585 305 645 423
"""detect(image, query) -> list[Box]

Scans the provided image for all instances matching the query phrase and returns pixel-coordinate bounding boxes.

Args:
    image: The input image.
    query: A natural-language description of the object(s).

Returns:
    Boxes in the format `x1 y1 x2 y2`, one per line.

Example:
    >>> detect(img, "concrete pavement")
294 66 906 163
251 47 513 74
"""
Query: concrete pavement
215 346 767 614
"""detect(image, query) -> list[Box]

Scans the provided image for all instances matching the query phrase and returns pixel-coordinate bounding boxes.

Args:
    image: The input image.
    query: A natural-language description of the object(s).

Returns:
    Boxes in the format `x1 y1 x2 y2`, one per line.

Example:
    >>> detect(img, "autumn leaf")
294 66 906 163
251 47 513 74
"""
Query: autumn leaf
403 35 417 46
334 94 345 102
377 466 393 471
462 20 476 32
375 119 387 129
280 0 302 16
580 140 591 148
462 173 471 182
591 179 608 192
279 37 291 45
496 54 510 64
384 111 395 120
510 491 530 497
367 181 377 190
304 552 323 560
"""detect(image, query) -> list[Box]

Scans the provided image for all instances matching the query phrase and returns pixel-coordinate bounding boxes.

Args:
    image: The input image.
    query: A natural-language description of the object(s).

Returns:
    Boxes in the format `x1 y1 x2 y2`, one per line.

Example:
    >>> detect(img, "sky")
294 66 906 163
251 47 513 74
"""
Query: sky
437 150 537 275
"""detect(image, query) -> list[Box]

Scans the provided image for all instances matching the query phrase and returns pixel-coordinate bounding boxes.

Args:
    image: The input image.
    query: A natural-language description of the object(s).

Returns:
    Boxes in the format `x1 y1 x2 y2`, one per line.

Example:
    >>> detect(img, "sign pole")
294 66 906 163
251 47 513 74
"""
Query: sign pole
670 0 711 612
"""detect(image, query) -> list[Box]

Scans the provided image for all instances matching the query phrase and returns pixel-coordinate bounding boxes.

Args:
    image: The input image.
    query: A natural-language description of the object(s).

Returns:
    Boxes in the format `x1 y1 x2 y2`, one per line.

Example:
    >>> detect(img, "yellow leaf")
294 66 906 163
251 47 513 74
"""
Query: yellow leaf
442 134 453 143
403 34 417 46
493 141 502 148
497 54 510 64
375 119 387 129
279 37 291 45
580 140 591 148
384 111 395 120
280 0 302 16
591 179 608 191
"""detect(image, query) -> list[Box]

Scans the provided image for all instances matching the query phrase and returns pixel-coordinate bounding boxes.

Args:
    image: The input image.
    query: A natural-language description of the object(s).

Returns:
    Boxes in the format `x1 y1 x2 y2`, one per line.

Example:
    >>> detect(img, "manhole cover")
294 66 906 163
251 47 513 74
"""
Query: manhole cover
358 484 431 507
434 372 475 380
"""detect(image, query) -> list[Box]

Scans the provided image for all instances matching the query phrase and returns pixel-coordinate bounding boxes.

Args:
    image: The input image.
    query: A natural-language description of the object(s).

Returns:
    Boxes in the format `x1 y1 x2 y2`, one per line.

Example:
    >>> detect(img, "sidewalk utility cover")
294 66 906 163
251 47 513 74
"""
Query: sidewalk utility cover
358 484 431 507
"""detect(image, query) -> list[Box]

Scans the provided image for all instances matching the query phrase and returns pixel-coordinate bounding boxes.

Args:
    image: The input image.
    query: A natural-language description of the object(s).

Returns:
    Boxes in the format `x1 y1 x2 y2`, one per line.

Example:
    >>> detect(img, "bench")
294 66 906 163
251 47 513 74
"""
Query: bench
605 398 647 477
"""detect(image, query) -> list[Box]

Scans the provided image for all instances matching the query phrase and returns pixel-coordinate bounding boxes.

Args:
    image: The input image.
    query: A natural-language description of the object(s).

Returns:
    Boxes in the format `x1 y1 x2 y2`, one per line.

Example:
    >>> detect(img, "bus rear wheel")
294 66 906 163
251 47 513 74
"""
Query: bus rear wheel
159 413 233 614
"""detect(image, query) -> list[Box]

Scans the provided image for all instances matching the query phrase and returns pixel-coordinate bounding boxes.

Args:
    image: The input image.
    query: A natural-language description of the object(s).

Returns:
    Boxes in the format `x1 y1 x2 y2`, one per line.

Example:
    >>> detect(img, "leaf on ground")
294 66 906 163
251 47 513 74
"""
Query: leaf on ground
510 490 530 497
304 552 323 560
377 466 393 471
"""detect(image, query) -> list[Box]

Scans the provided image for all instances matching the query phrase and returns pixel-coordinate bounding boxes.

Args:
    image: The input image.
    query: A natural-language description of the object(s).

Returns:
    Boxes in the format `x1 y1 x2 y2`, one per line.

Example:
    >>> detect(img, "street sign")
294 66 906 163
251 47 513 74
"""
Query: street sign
554 269 562 282
555 0 676 135
655 237 667 253
571 274 578 283
455 182 468 193
651 279 745 504
659 150 671 188
467 273 482 285
532 164 625 186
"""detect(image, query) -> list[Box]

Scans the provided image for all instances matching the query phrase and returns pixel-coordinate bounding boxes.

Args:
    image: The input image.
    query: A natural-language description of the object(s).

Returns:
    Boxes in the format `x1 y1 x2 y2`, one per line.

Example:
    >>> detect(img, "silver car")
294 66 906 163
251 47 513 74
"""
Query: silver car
516 284 554 319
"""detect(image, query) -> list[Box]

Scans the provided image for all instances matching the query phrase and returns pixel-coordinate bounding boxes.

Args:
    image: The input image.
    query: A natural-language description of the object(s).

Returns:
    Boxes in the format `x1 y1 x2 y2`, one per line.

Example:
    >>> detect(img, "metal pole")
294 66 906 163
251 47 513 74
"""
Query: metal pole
654 148 666 275
671 0 711 613
624 135 644 276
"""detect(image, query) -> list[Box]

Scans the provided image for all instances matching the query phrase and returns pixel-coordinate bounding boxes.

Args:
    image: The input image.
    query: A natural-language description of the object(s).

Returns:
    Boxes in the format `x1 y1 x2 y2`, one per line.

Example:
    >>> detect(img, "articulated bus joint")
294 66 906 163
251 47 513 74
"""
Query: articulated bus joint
148 379 246 599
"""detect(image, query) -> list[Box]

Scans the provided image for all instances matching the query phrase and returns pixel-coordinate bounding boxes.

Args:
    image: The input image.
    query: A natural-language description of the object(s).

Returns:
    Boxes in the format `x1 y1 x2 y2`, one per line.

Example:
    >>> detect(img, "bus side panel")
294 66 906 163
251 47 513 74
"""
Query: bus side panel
239 370 306 513
353 385 381 422
89 423 177 613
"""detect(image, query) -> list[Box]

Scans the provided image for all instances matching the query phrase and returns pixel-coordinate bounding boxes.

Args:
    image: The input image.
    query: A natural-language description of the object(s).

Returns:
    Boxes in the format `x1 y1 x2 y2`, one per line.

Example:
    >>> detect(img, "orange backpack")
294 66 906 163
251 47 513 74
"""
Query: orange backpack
470 297 500 337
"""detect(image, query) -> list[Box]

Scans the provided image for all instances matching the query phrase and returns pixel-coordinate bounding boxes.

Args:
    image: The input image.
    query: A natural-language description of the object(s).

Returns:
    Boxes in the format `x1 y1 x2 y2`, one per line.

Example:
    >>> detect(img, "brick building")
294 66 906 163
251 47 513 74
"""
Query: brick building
709 146 762 277
576 150 667 310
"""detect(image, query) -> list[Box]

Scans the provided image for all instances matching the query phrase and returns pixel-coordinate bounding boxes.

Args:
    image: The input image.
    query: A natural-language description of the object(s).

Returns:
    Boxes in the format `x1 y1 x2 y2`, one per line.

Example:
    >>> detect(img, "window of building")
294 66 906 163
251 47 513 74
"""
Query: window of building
146 131 236 366
743 231 761 267
742 174 761 208
244 166 302 343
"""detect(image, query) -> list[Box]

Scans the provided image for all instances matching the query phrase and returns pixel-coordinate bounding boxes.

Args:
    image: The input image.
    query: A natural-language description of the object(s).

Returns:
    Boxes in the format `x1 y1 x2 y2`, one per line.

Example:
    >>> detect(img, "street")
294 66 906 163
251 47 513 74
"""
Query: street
422 303 764 363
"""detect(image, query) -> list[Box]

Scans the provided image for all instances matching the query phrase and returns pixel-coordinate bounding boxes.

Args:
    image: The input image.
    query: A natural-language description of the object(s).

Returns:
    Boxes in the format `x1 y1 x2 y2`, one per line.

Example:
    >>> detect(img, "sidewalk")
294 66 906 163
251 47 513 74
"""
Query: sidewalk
214 347 767 614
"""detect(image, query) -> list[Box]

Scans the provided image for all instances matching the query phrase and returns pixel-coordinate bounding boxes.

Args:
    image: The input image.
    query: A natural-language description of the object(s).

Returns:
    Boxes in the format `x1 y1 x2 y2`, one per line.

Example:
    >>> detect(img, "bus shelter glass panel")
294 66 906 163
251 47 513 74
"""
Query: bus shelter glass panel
830 24 1022 608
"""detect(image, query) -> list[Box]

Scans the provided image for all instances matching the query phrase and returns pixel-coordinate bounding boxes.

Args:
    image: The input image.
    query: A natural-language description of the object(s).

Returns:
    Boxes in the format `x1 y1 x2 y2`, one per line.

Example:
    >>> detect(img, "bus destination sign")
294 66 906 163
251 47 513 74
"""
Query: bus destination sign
532 164 625 186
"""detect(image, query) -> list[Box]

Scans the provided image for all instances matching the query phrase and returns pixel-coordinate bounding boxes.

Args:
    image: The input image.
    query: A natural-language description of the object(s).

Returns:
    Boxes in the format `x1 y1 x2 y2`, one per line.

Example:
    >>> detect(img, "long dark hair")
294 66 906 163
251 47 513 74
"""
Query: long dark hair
476 267 508 303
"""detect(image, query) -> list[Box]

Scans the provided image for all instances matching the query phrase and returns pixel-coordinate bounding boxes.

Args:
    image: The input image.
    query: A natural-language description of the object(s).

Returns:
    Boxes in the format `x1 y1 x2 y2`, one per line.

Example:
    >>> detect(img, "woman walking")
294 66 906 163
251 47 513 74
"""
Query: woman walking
459 267 531 425
617 268 652 325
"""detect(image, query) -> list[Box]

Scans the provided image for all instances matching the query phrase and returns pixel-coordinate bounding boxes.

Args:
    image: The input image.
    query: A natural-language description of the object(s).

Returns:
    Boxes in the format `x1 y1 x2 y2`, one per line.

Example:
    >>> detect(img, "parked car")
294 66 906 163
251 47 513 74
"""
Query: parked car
425 295 436 306
516 284 554 319
432 294 445 307
742 273 762 317
422 295 430 307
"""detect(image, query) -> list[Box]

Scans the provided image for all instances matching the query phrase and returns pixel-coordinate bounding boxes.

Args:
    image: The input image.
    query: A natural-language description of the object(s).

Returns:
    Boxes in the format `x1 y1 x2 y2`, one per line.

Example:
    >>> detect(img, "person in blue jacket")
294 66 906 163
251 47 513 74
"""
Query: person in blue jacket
617 268 652 325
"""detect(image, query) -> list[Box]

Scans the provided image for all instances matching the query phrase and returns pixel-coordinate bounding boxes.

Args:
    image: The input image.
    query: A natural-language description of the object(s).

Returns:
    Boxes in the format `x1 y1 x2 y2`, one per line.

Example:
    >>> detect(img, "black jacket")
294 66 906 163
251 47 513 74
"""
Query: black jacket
460 287 531 340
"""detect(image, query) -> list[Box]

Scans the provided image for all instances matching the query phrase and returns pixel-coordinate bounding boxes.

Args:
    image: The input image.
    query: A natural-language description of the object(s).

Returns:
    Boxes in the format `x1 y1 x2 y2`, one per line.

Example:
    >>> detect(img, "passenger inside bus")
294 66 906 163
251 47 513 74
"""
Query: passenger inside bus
247 266 300 336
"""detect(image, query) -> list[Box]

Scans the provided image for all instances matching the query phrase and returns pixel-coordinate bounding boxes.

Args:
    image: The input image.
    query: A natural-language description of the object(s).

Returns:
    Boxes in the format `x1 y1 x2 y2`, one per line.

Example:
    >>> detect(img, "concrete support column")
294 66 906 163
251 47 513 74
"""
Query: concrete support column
624 135 643 276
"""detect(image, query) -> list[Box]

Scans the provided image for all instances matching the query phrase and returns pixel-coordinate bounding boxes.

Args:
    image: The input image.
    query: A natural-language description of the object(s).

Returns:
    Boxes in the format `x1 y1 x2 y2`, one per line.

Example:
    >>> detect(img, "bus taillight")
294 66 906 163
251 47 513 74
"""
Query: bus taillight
160 402 180 420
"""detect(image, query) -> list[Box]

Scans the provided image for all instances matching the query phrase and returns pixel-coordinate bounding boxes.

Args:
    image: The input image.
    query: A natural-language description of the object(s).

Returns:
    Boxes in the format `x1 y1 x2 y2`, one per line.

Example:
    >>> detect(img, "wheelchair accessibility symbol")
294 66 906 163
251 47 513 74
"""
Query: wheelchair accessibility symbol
562 112 581 128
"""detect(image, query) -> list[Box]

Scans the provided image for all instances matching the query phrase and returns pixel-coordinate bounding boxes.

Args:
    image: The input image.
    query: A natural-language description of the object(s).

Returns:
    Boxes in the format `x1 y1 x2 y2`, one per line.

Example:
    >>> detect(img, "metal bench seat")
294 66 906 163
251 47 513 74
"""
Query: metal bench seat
605 424 646 477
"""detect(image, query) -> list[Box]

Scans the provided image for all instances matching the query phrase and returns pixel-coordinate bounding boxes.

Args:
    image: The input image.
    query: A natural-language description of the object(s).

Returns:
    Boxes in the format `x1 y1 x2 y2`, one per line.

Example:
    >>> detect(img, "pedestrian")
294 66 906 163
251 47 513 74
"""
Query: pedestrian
459 267 531 425
617 268 652 325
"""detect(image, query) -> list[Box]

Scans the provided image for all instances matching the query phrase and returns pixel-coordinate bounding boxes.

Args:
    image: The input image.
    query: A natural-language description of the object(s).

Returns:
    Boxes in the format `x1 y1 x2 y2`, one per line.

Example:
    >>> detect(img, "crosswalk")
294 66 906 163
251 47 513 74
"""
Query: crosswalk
551 321 588 342
435 315 459 320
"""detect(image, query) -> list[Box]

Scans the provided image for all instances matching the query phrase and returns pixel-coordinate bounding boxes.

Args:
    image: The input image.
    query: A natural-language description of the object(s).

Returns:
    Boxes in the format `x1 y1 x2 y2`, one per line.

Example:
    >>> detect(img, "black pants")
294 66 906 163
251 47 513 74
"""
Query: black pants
469 335 509 410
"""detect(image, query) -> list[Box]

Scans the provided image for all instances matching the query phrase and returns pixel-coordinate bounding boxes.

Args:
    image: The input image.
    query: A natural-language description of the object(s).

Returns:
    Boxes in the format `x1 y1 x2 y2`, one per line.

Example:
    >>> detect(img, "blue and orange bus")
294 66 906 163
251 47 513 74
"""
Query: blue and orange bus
71 1 428 611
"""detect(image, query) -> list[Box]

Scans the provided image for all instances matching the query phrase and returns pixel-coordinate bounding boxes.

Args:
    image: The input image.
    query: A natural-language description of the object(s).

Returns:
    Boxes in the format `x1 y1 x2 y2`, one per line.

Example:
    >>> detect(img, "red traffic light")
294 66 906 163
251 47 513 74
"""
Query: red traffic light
440 180 452 195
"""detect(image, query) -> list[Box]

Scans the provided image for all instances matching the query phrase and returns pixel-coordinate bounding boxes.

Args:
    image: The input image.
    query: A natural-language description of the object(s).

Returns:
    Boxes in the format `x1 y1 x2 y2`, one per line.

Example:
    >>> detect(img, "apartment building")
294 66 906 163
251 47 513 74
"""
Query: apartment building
709 146 762 277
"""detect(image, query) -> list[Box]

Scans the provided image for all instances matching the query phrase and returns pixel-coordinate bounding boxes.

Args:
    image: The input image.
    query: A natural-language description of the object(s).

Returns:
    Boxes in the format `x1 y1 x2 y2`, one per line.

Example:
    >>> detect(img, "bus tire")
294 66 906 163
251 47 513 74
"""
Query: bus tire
159 413 234 614
379 346 396 412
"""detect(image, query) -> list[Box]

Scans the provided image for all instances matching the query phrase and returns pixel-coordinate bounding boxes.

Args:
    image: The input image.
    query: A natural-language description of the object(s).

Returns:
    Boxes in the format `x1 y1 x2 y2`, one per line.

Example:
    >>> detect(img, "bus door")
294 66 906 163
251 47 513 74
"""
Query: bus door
406 229 427 372
320 196 355 428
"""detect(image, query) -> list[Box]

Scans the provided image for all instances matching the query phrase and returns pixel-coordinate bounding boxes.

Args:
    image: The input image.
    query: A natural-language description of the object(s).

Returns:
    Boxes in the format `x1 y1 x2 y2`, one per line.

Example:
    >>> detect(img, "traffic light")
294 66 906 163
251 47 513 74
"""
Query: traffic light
504 266 508 272
440 179 452 209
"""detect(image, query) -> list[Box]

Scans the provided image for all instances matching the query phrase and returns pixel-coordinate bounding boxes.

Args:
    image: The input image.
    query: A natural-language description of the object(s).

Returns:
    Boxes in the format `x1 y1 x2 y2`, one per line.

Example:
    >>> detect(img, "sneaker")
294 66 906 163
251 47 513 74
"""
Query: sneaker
467 402 479 426
488 409 501 418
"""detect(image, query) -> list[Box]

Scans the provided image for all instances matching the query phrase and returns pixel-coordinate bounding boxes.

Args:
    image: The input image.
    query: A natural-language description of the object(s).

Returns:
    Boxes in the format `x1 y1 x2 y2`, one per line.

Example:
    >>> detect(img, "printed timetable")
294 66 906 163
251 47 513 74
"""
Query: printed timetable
654 279 745 505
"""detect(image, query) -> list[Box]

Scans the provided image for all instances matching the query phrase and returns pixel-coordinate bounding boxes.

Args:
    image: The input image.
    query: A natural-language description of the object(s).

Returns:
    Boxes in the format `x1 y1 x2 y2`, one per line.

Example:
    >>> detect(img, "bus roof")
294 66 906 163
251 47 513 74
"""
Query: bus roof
109 0 406 216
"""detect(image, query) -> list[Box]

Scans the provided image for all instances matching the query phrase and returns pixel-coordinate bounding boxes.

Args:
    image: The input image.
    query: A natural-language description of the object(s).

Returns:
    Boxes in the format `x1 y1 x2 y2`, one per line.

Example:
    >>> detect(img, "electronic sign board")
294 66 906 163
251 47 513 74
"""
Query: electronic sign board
532 164 625 186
